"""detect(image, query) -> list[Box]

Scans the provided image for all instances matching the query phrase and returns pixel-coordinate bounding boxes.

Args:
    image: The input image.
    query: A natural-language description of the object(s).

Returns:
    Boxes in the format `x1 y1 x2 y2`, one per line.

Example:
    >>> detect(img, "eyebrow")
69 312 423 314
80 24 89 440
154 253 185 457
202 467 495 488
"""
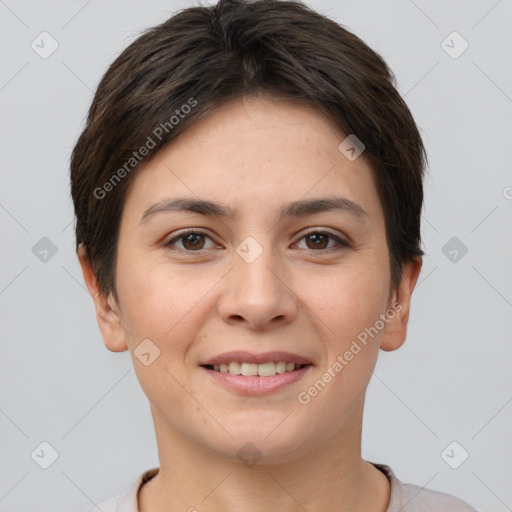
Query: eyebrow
139 196 370 224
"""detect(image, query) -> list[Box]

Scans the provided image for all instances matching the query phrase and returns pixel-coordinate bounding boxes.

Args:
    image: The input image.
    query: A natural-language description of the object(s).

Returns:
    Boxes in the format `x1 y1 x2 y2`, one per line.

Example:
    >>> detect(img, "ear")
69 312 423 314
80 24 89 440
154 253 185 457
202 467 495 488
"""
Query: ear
77 246 128 352
380 256 423 352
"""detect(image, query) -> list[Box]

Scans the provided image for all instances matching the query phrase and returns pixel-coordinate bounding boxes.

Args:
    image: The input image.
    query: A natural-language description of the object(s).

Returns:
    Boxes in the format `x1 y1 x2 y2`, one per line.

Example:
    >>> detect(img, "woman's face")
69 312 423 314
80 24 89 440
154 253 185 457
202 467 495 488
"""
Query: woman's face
104 96 413 461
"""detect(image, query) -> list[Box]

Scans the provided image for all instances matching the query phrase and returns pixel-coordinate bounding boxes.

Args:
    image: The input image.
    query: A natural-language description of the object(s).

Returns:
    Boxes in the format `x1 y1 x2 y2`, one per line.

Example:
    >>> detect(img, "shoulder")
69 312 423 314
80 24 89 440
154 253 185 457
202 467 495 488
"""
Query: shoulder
400 481 478 511
81 468 159 512
82 494 119 512
373 463 478 512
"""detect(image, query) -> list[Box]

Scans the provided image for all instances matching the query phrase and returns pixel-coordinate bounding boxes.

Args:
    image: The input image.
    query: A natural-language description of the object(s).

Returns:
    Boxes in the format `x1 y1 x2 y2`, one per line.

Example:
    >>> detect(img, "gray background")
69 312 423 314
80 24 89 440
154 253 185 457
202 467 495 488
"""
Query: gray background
1 0 511 510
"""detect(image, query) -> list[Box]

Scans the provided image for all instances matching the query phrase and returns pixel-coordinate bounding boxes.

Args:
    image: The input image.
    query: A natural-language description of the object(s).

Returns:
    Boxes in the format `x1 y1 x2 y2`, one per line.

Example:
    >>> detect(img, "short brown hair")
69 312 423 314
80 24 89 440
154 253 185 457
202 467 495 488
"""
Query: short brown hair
70 0 427 299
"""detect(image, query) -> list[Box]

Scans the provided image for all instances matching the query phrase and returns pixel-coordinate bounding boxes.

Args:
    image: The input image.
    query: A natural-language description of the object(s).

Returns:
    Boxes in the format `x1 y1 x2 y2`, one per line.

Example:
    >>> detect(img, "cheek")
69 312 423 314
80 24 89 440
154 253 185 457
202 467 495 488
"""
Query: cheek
115 252 228 363
114 258 208 410
301 260 389 342
297 272 385 434
295 258 389 406
115 253 191 348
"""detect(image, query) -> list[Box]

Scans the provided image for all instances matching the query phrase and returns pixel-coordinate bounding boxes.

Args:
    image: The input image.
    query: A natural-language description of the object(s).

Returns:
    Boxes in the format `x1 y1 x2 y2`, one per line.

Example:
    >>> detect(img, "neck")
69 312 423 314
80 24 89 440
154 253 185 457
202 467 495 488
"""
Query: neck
138 402 390 512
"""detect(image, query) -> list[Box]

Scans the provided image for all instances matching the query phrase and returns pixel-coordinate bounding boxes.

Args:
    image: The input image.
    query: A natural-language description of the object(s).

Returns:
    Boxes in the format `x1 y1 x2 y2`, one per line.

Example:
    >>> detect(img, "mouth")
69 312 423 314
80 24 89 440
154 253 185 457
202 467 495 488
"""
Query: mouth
199 351 313 395
201 361 311 376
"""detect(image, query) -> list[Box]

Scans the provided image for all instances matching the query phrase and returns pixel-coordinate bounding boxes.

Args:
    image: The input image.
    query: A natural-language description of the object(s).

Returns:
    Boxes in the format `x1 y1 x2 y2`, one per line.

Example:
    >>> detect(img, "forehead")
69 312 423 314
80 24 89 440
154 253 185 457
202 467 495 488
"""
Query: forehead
121 96 384 227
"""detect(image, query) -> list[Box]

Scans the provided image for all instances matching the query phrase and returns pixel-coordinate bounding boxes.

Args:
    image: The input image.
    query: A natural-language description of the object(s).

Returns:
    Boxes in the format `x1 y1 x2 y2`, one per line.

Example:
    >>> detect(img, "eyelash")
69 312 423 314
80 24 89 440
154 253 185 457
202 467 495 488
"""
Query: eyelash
163 229 351 253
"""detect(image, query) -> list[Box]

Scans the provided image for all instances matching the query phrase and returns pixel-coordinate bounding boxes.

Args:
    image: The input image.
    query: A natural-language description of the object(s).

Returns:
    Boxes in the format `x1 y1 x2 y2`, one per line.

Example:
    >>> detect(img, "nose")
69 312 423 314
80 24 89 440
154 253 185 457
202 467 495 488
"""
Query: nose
216 242 298 331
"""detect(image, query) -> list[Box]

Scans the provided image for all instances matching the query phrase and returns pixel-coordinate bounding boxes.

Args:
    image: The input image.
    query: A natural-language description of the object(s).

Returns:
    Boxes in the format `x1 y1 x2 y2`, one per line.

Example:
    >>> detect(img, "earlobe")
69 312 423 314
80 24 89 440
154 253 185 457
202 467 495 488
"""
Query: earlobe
380 256 423 352
77 246 128 353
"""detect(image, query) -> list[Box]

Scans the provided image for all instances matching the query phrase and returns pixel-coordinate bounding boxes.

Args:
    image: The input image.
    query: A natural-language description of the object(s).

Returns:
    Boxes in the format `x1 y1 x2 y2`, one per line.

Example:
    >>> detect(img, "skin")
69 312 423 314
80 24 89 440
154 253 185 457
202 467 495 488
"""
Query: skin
78 95 422 512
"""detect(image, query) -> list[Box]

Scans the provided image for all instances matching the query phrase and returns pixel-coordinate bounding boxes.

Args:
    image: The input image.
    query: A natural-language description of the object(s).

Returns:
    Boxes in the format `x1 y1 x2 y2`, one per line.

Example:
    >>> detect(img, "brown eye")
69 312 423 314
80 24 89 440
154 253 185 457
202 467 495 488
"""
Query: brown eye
181 233 205 250
165 231 215 251
297 231 350 251
164 229 350 253
304 232 329 250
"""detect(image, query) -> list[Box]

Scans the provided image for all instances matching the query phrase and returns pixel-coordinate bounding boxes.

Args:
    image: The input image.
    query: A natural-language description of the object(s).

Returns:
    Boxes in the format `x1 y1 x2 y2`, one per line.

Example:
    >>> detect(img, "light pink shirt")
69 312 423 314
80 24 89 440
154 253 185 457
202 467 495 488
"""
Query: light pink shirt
84 463 477 511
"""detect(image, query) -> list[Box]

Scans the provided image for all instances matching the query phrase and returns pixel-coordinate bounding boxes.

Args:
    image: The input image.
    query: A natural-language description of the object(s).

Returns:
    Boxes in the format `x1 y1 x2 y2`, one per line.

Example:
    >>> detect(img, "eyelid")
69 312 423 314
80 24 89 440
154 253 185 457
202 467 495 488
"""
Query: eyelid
164 228 219 250
164 227 351 252
294 228 351 249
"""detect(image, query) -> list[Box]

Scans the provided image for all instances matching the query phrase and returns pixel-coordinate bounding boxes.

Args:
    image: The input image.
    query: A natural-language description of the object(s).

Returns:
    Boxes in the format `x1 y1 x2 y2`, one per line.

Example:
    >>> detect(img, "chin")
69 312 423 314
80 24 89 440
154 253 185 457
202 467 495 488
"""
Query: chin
203 417 314 464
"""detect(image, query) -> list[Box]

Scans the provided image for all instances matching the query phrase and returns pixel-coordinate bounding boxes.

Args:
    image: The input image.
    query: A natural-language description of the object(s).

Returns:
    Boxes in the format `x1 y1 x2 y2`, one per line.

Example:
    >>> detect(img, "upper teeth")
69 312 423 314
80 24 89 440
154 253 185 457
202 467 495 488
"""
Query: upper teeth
213 361 300 376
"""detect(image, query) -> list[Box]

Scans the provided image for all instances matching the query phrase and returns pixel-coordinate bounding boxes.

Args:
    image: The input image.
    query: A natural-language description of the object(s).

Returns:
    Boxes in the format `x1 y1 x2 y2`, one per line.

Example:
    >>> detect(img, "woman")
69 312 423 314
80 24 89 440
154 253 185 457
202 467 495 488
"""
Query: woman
71 0 477 510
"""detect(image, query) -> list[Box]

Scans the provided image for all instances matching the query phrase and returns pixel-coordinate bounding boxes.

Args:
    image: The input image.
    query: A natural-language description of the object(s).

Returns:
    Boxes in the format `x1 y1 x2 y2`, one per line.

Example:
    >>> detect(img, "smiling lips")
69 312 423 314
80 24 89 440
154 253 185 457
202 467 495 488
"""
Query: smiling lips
207 361 308 377
200 350 313 394
201 350 312 373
